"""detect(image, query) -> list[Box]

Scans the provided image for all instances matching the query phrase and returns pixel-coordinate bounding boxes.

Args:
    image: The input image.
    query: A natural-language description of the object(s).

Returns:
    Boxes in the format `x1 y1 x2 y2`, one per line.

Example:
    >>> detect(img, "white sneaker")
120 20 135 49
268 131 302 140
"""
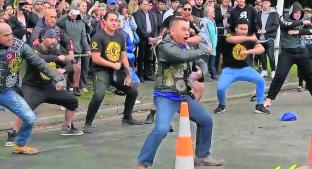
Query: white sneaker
81 88 88 92
260 70 268 77
135 100 141 104
271 71 275 78
69 88 74 92
60 106 65 111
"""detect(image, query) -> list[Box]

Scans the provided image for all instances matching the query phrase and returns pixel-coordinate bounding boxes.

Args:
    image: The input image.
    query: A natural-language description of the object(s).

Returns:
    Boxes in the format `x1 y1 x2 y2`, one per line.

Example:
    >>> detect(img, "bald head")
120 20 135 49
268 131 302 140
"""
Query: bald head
44 9 57 27
44 9 57 18
0 23 12 35
0 23 13 47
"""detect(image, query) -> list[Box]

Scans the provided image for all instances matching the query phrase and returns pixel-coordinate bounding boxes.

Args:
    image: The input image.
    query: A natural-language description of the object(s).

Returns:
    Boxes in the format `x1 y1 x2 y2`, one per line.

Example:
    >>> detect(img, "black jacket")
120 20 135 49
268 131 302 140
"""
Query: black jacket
279 2 312 49
228 4 257 35
153 9 166 34
7 12 39 44
255 9 280 40
215 5 231 35
133 10 158 41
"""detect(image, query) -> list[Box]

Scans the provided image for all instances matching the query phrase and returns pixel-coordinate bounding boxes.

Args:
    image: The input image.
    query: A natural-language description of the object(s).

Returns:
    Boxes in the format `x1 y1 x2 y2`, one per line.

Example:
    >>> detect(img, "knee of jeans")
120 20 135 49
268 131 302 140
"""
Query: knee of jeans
24 113 36 125
200 115 213 128
217 85 226 93
257 77 265 85
154 126 169 138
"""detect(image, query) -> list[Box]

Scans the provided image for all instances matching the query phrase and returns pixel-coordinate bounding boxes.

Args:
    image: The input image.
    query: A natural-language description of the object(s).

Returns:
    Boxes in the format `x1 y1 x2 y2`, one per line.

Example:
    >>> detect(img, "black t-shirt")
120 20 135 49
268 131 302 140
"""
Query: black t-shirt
228 4 257 35
192 6 204 18
23 45 64 87
222 34 256 68
91 30 126 71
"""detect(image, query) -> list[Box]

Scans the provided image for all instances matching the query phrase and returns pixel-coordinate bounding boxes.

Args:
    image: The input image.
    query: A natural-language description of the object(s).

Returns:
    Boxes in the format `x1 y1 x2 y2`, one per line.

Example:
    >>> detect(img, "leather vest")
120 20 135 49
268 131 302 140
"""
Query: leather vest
0 38 24 91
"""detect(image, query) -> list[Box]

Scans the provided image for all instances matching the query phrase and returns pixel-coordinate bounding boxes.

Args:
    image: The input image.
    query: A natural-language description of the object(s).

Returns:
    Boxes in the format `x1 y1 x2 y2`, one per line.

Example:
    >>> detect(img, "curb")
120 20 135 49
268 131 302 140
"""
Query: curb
0 82 299 131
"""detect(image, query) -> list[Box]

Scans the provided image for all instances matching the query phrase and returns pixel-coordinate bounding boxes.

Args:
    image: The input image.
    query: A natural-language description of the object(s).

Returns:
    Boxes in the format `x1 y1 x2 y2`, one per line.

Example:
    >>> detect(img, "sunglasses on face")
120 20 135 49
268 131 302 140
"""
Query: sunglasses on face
184 8 191 11
208 0 215 3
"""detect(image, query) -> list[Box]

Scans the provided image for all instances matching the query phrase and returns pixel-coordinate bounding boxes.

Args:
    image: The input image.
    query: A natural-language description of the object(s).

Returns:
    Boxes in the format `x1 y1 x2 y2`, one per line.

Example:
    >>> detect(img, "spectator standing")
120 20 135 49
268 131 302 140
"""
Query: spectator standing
128 0 139 14
255 0 279 78
133 0 158 81
192 0 204 18
119 3 138 44
32 0 44 18
153 0 166 34
78 1 94 92
57 7 91 96
8 0 39 44
201 5 218 80
215 0 231 73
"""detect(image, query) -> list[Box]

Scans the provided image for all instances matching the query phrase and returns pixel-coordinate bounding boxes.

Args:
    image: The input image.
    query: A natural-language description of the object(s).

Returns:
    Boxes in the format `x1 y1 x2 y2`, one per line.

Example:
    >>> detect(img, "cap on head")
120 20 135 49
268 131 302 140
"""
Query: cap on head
33 0 43 5
39 27 57 41
235 18 249 27
107 0 117 5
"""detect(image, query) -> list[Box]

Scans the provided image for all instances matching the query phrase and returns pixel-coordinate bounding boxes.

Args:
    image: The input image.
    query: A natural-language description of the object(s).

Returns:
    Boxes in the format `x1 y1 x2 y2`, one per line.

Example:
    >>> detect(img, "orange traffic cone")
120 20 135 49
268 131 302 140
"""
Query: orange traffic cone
175 101 194 169
308 133 312 165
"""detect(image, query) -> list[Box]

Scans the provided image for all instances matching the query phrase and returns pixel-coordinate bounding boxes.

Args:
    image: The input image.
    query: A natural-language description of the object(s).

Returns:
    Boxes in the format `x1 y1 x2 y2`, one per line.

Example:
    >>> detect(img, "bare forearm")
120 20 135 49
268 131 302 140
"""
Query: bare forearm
121 52 130 75
226 35 251 44
92 55 115 69
248 44 265 55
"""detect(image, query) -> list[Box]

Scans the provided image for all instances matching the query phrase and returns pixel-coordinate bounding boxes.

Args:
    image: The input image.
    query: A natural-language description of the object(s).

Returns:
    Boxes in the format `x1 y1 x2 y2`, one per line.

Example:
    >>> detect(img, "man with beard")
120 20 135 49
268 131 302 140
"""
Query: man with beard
0 23 65 154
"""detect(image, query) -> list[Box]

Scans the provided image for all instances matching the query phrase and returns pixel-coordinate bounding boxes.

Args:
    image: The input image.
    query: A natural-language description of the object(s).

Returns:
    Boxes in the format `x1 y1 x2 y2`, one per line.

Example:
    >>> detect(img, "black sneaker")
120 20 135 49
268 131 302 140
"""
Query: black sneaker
5 129 16 147
73 87 81 96
122 118 143 125
114 89 126 96
61 125 84 136
214 104 226 114
145 110 156 124
249 95 257 102
83 124 94 134
168 125 174 132
255 104 270 114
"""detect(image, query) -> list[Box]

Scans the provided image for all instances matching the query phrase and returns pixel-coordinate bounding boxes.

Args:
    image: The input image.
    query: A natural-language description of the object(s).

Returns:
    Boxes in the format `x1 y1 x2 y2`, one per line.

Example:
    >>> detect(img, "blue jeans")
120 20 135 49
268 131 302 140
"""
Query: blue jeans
137 96 213 166
203 55 218 78
217 67 265 105
0 88 36 146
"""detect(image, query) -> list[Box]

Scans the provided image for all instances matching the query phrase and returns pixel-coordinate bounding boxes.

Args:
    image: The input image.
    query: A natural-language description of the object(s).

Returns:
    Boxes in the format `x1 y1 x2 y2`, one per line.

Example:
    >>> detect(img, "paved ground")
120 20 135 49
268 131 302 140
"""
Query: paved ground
0 90 311 169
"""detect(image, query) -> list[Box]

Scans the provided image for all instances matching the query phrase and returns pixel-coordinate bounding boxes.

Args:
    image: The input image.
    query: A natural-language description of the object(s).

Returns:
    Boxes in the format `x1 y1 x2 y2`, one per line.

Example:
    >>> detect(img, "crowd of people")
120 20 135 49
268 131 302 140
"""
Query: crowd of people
0 0 312 168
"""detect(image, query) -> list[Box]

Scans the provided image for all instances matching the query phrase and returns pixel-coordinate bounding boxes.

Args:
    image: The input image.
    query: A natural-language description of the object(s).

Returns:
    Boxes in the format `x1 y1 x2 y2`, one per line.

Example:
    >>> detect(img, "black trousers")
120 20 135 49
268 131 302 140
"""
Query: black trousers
22 84 78 111
261 40 276 71
216 36 226 72
85 70 138 125
267 49 312 100
137 40 153 78
80 56 90 89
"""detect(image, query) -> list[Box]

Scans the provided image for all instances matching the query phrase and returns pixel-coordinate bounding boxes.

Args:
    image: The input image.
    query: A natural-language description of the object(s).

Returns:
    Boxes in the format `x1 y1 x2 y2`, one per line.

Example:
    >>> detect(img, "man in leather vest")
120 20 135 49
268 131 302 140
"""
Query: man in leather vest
0 23 65 155
136 17 224 169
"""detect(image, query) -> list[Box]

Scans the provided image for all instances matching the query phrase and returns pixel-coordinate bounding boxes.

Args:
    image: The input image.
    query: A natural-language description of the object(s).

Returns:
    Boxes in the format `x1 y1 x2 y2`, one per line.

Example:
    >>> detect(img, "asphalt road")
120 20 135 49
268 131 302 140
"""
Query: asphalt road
0 90 311 169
